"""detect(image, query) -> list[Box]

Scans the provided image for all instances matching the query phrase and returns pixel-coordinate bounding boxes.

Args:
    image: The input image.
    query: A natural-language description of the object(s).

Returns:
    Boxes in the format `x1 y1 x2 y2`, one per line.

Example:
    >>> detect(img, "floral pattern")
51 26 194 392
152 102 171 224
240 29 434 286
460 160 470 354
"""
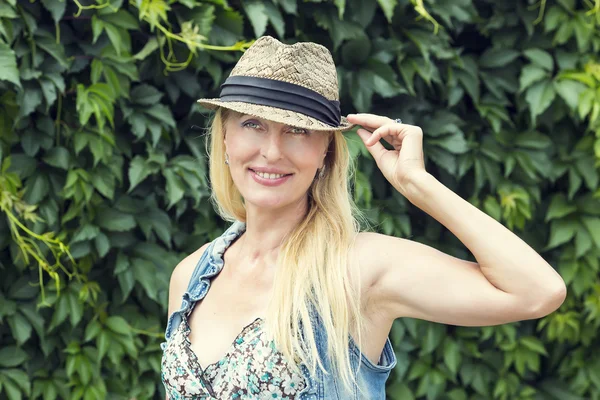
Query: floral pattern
161 313 307 399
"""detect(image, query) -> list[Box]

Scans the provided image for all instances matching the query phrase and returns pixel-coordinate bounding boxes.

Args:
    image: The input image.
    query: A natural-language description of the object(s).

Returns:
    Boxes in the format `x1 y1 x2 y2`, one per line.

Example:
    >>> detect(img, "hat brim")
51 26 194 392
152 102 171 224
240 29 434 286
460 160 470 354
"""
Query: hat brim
197 99 355 132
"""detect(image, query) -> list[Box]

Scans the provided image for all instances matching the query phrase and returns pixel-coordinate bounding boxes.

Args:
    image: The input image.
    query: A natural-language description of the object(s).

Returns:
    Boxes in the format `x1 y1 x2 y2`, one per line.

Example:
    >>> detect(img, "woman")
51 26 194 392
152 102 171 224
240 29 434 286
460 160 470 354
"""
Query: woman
160 36 566 399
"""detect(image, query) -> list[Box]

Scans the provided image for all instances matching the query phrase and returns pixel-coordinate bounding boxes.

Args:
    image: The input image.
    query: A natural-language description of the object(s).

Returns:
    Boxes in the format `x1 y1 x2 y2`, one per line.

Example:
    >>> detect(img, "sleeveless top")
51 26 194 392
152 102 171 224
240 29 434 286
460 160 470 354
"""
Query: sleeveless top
161 221 397 399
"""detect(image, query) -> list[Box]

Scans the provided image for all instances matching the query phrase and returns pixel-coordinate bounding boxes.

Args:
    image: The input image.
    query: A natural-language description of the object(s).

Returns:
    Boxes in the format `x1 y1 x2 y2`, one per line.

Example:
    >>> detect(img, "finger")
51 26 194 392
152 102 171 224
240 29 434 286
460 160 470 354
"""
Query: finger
366 123 399 146
347 113 394 130
356 128 388 163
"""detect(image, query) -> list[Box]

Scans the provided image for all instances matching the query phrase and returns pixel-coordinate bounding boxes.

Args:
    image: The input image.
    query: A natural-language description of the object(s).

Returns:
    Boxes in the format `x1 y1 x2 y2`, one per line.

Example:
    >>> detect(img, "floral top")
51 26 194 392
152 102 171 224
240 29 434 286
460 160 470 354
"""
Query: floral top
161 312 307 399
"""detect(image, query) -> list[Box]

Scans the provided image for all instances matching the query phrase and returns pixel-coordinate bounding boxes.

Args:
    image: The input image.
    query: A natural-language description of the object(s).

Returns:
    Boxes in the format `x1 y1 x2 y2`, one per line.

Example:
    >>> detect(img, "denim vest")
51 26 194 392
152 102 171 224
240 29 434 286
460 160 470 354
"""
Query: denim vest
161 221 397 399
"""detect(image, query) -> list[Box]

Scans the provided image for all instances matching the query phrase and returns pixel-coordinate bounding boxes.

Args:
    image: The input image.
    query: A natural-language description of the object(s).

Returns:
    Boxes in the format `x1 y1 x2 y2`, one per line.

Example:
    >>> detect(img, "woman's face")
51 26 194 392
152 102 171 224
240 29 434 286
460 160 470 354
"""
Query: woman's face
224 113 330 211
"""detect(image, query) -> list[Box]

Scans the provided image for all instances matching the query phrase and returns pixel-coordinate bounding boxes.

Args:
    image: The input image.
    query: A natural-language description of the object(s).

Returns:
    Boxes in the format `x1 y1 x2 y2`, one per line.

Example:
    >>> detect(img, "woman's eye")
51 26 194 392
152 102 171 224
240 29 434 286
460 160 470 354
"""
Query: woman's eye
242 121 260 129
290 127 308 135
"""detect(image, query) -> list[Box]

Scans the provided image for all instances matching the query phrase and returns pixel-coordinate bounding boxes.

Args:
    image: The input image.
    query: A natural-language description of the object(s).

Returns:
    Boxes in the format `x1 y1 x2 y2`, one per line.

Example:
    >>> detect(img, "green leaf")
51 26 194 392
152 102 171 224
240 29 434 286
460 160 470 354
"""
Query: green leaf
519 65 548 91
190 4 216 37
263 1 285 37
2 377 22 400
387 382 415 400
580 217 600 249
243 0 268 37
0 346 28 367
514 131 552 149
546 218 578 249
132 258 160 301
429 133 469 154
130 84 163 106
525 79 556 122
334 0 346 18
523 49 554 71
163 168 186 207
554 80 587 111
7 313 32 345
84 320 102 342
67 290 84 326
132 37 160 60
520 336 548 355
35 34 70 69
314 10 363 50
376 0 397 23
444 340 462 375
97 330 110 360
146 104 175 128
41 0 66 23
0 42 20 87
71 224 100 243
545 194 577 221
95 208 136 232
42 146 70 170
105 316 130 335
95 232 110 257
479 48 520 68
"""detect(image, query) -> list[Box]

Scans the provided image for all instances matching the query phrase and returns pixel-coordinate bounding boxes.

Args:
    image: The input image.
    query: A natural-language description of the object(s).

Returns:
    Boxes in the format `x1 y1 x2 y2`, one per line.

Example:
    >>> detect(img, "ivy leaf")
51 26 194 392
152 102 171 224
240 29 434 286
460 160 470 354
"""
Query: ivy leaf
0 42 21 87
376 0 397 23
41 0 67 23
96 208 136 232
190 4 216 37
479 48 520 68
545 194 577 221
0 346 29 367
581 217 600 249
130 84 163 106
163 168 186 207
525 79 556 122
554 79 587 111
128 156 152 192
242 0 268 37
42 146 70 170
523 48 554 71
519 65 548 91
546 218 578 249
105 316 130 335
444 340 462 375
314 10 363 50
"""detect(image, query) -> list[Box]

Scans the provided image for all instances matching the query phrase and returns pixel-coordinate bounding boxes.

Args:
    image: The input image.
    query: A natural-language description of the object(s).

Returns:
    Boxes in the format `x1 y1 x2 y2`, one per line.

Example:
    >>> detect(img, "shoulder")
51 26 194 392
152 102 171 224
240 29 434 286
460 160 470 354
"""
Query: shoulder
167 242 211 315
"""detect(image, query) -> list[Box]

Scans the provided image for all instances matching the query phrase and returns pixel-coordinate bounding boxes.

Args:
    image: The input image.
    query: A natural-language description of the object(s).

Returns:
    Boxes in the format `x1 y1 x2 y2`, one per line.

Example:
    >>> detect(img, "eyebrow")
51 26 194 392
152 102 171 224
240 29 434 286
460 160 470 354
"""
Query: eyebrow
241 115 307 131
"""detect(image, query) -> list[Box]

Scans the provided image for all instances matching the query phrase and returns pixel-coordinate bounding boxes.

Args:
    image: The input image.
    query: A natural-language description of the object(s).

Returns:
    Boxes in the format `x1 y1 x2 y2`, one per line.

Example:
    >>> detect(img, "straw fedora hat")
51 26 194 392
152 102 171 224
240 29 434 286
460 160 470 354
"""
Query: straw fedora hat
197 36 354 132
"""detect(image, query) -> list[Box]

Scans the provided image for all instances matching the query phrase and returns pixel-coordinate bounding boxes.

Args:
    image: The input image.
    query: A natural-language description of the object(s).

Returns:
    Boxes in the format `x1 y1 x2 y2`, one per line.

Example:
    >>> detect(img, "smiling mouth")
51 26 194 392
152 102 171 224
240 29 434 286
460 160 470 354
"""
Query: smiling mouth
250 169 292 180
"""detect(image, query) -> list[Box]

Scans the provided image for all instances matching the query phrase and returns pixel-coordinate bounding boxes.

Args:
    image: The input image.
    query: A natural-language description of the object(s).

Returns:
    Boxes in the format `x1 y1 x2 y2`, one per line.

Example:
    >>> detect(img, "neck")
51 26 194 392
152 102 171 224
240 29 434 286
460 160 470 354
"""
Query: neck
240 197 309 262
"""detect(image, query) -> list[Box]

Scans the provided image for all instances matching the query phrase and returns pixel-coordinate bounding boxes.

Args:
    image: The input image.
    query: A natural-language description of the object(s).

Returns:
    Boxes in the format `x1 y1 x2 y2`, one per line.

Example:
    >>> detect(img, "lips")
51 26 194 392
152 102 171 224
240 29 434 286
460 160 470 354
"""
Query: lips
249 169 293 186
253 171 289 179
249 168 292 180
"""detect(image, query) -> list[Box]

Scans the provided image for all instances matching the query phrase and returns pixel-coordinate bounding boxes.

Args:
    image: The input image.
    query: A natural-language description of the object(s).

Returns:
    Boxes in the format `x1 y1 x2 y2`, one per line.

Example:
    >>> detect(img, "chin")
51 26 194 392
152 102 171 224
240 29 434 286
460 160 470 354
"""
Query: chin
244 194 291 210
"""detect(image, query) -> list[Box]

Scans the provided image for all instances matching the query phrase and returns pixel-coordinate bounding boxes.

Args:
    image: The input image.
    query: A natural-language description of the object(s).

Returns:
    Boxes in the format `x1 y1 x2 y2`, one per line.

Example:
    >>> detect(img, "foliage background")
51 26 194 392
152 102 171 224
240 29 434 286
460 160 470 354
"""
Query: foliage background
1 0 600 399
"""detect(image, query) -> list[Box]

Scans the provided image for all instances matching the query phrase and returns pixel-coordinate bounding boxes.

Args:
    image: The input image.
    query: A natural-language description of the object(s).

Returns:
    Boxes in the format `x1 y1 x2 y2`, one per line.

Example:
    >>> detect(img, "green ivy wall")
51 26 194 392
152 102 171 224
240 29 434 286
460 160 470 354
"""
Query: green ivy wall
0 0 599 399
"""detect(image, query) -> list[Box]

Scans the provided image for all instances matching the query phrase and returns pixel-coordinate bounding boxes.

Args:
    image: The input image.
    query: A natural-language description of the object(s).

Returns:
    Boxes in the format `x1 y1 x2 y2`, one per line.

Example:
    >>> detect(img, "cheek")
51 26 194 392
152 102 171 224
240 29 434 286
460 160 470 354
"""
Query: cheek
284 136 327 164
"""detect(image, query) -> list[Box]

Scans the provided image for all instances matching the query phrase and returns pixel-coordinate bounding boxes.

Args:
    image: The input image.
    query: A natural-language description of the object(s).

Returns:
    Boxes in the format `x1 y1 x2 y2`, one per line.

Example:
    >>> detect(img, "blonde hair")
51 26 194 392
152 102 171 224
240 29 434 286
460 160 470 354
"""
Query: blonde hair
208 108 364 391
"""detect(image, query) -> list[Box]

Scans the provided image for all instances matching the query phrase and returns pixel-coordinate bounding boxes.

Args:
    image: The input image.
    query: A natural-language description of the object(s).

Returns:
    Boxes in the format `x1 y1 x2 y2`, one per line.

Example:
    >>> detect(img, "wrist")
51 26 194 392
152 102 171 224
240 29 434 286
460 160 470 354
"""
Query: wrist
399 170 438 205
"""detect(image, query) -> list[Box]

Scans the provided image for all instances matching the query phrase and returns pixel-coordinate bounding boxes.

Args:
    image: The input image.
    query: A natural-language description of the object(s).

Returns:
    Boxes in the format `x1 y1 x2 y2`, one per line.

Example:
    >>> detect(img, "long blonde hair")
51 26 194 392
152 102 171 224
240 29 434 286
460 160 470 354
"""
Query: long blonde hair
208 108 364 391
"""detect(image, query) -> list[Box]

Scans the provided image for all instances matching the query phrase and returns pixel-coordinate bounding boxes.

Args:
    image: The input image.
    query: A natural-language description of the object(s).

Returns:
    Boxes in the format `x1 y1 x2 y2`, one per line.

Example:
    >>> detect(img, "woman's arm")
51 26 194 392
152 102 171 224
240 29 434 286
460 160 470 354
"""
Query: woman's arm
357 171 565 326
347 113 566 326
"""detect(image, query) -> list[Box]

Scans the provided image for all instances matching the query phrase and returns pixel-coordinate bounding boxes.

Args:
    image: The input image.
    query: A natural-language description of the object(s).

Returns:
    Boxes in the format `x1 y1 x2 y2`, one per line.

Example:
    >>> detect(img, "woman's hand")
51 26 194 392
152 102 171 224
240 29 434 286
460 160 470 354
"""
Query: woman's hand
346 113 426 196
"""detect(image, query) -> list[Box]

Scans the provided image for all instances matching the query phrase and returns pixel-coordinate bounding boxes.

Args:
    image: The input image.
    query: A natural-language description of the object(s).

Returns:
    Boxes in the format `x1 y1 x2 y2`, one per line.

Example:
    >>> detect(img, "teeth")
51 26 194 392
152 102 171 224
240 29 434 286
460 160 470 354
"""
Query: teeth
255 171 286 179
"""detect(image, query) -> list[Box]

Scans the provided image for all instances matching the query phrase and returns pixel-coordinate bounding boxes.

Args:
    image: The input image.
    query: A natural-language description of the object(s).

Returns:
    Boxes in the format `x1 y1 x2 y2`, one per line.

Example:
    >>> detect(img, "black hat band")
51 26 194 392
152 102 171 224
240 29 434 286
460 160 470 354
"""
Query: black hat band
219 76 341 127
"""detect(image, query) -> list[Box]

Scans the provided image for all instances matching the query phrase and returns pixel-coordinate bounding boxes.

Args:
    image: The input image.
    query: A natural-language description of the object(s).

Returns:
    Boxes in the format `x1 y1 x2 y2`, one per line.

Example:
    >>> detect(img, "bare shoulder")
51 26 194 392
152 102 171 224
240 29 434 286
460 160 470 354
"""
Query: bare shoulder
167 243 211 316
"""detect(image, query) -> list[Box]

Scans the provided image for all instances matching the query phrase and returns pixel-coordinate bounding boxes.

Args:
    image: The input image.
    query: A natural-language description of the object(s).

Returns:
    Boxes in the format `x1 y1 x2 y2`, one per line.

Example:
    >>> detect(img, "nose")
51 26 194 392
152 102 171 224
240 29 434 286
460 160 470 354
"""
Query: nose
261 132 284 162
